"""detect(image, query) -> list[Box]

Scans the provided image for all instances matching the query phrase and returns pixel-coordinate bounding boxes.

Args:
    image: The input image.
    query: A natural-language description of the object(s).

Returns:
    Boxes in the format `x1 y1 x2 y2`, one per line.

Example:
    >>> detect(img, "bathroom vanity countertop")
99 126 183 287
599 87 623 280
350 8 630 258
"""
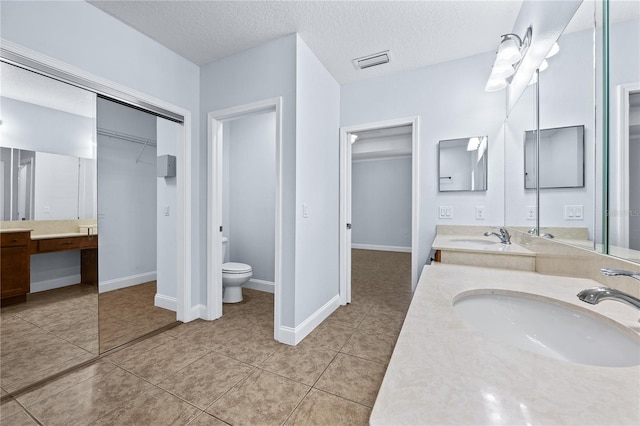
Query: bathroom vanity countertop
432 234 535 256
31 232 98 240
370 263 640 425
0 228 32 233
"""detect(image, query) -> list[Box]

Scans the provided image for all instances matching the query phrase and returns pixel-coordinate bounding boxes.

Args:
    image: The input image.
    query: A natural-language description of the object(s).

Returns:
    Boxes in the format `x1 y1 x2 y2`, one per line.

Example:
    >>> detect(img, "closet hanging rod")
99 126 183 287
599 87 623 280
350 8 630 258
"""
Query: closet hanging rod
97 127 157 147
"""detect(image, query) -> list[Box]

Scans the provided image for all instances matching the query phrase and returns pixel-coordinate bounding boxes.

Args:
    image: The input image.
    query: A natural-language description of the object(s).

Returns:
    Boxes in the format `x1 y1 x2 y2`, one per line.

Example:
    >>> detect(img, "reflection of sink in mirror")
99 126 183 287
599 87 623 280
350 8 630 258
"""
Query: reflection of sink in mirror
453 292 640 367
449 238 497 246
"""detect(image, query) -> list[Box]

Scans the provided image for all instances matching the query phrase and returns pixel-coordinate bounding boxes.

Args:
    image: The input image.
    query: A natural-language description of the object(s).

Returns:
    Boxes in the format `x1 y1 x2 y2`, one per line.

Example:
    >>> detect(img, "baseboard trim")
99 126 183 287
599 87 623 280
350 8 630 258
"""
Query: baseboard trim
30 275 82 293
99 272 157 293
244 279 275 294
154 294 176 312
351 244 411 253
277 294 340 346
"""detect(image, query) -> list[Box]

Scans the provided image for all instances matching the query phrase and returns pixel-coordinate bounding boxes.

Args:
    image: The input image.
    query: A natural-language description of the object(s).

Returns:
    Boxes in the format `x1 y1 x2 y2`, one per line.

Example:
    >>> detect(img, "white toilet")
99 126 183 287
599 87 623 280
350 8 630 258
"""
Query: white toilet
221 237 252 303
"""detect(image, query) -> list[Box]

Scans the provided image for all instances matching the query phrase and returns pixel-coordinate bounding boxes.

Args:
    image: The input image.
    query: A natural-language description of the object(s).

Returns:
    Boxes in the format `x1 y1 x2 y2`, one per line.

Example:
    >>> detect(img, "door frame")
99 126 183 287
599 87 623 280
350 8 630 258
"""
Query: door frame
1 39 193 322
206 97 283 341
615 82 640 248
339 116 421 305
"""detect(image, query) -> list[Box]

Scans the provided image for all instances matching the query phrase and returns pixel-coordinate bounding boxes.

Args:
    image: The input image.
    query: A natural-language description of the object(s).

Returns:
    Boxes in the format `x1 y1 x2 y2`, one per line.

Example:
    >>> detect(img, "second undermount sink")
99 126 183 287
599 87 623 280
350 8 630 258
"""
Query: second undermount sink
453 291 640 367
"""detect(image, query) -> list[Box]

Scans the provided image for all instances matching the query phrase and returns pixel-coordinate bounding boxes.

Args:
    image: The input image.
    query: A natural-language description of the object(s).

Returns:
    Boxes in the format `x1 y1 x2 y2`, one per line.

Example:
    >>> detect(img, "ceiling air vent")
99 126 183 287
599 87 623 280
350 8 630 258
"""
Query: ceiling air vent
353 51 390 70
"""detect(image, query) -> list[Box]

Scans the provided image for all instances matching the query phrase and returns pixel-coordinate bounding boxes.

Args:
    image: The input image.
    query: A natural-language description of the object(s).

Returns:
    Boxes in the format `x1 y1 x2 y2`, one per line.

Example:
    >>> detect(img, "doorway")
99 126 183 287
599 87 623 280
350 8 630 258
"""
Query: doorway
339 117 420 305
207 97 283 341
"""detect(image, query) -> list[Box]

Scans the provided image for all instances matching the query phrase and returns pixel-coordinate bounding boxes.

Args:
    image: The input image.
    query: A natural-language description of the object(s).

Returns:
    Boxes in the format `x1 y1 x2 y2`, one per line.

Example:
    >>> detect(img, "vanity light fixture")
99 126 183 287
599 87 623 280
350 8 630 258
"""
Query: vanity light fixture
467 137 481 151
485 27 532 92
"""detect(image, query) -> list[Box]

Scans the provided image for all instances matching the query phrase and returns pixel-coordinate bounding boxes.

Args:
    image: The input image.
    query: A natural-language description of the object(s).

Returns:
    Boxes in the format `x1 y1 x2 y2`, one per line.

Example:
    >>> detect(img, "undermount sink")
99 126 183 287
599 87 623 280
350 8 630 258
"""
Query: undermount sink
453 291 640 367
449 238 498 246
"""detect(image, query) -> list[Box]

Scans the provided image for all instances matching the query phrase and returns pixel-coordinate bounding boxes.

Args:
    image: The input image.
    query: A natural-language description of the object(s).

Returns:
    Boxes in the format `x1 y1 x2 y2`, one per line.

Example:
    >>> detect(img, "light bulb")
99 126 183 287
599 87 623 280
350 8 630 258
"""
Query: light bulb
496 36 522 65
485 76 508 92
539 59 549 72
546 42 560 58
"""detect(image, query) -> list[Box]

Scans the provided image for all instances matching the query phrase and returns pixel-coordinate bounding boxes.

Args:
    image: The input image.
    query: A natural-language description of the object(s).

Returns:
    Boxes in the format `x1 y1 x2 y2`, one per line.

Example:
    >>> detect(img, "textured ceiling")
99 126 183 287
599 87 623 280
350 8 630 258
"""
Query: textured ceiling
88 0 524 84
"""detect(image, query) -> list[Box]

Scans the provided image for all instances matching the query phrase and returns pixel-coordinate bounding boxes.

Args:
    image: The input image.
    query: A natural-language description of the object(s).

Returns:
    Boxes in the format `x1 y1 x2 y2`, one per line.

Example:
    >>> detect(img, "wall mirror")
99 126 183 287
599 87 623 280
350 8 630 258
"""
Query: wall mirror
505 0 598 247
606 0 640 263
0 62 99 393
438 136 488 192
1 148 96 221
524 125 585 189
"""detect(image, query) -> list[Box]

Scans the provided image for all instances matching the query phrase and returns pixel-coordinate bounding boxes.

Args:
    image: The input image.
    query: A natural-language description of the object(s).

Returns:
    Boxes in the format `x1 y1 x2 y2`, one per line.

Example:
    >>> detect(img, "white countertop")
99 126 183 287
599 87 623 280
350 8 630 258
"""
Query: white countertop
432 234 535 256
31 232 96 240
370 263 640 425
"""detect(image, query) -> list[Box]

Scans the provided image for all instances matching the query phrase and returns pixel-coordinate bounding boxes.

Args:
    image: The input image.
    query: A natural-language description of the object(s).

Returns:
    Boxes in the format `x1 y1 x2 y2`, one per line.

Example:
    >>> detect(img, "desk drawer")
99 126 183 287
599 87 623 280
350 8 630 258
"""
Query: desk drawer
1 232 30 248
36 236 98 253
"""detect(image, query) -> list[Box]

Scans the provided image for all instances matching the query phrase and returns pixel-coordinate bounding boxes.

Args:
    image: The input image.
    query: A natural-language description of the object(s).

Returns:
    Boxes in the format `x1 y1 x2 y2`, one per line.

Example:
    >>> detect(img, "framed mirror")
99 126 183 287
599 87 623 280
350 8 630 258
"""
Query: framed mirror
524 125 585 189
438 136 488 192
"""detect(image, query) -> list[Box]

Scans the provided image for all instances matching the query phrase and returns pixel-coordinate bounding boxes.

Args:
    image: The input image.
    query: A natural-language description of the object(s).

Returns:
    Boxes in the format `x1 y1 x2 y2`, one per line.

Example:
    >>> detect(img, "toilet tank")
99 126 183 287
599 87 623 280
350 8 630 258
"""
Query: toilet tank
221 237 228 262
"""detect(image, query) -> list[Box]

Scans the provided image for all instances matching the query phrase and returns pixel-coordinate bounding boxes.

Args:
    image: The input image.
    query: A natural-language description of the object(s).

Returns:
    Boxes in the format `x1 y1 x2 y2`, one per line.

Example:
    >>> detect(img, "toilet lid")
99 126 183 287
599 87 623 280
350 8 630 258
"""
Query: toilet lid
223 262 252 274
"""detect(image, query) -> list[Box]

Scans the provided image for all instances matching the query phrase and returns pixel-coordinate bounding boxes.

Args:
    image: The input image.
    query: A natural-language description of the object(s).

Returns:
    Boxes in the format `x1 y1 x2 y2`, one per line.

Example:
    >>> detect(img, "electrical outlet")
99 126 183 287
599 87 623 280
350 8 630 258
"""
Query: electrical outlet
475 206 485 220
303 203 309 218
526 206 536 220
164 205 170 216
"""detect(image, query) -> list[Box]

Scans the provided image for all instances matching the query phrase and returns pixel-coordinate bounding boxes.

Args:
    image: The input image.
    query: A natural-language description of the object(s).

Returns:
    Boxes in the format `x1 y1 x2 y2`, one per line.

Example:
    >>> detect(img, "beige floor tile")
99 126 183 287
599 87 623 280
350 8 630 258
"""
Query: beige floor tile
158 352 254 409
301 320 355 352
104 332 176 365
17 360 116 407
260 342 337 386
0 397 23 420
358 310 406 337
215 330 283 366
91 386 201 426
206 369 310 425
27 367 154 426
314 353 387 407
186 412 229 425
341 330 397 365
285 388 371 426
117 338 211 384
0 410 39 426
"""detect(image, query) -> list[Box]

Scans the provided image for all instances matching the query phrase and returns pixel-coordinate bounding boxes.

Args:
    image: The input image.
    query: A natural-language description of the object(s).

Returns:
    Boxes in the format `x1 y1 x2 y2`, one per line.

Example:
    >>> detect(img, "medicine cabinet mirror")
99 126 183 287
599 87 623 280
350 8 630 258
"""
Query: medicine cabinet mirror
438 136 488 192
524 125 585 190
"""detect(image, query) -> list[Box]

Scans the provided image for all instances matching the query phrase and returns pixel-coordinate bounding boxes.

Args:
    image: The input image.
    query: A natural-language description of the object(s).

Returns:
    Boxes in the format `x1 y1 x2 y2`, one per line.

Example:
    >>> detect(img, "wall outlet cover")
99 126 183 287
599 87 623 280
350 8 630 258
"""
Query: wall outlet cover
526 206 536 220
476 206 485 220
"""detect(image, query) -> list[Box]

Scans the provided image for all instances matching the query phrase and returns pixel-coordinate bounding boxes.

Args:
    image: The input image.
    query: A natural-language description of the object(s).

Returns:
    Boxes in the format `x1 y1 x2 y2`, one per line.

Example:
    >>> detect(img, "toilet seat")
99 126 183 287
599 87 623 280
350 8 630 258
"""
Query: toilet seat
222 262 252 274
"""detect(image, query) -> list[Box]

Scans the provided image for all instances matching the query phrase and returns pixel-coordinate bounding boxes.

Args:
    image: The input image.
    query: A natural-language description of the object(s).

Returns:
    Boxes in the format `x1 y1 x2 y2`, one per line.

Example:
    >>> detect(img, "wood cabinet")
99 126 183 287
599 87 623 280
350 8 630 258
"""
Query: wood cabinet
1 231 31 305
31 235 98 285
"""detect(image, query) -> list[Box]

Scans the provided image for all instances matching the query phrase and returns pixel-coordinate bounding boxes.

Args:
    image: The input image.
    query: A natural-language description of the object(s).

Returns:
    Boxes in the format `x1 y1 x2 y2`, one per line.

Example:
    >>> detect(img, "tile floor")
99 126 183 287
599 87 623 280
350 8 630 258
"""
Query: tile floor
0 249 413 425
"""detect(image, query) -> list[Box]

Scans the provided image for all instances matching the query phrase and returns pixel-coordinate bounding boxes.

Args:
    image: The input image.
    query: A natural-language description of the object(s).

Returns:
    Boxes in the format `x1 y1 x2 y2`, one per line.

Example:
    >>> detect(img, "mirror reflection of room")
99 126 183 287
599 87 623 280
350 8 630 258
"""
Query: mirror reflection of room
96 98 177 352
438 136 488 192
0 62 99 391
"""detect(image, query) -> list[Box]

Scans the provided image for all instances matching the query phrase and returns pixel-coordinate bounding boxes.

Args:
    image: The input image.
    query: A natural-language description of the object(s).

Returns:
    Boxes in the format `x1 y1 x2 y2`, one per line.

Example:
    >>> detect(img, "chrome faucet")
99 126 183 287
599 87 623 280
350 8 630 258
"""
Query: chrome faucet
576 268 640 319
577 287 640 311
483 227 511 244
601 268 640 281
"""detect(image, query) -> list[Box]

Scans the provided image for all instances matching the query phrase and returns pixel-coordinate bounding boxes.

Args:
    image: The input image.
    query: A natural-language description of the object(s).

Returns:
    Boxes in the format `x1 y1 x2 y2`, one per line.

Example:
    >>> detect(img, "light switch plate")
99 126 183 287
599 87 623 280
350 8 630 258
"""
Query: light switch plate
439 206 453 219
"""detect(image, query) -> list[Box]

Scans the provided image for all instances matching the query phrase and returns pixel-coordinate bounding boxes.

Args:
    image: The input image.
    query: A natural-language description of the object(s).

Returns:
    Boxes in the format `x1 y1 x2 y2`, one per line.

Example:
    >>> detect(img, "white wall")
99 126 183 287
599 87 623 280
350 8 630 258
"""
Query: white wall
157 118 179 303
226 111 276 283
341 51 506 274
294 36 341 325
97 98 157 292
352 156 412 249
1 1 201 310
33 152 79 220
200 34 297 326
